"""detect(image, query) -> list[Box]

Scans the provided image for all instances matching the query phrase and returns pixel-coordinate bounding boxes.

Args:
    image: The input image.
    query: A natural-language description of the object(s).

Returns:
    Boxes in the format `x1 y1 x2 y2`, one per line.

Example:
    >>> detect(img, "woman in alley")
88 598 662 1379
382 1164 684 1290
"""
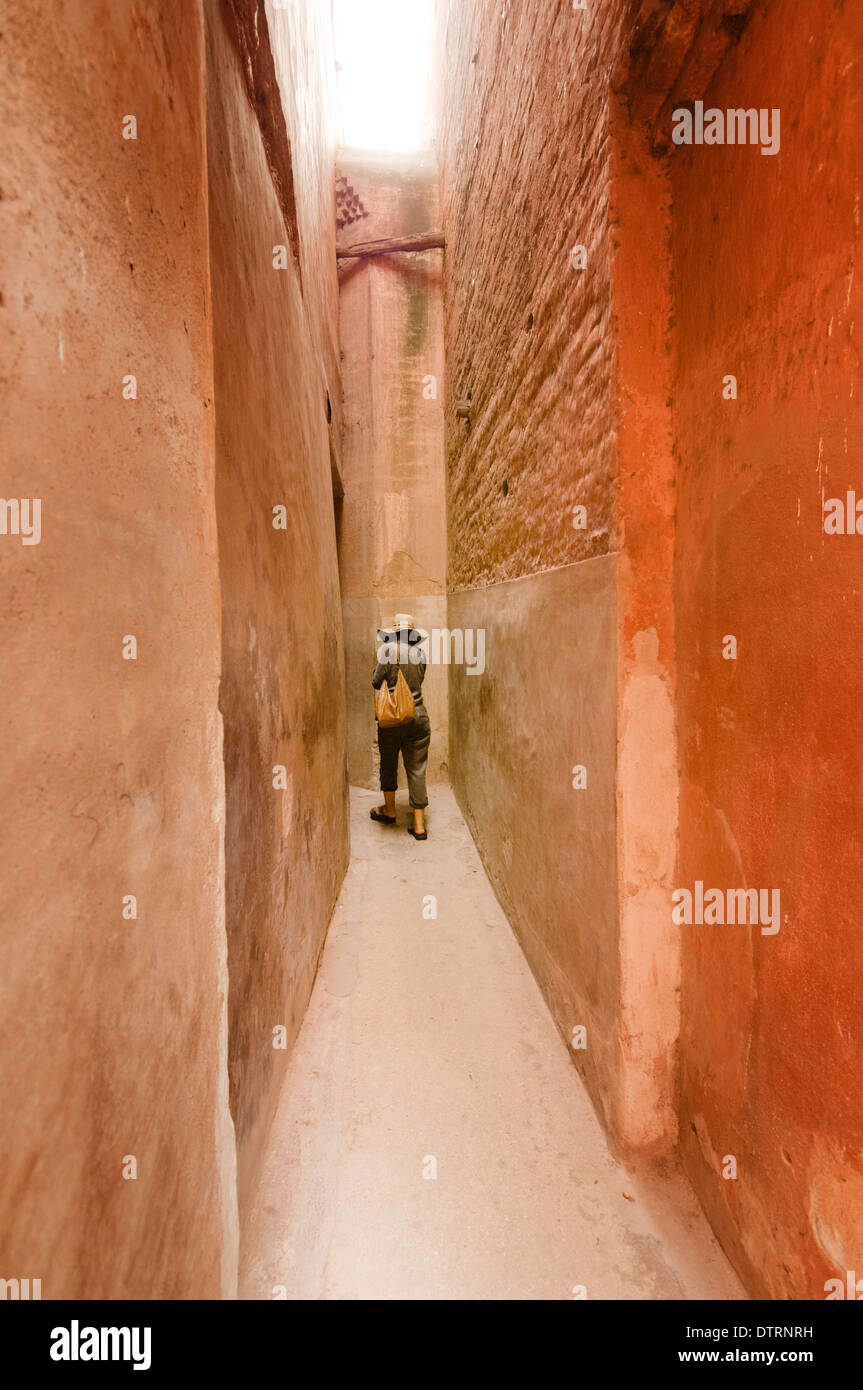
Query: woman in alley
370 613 431 841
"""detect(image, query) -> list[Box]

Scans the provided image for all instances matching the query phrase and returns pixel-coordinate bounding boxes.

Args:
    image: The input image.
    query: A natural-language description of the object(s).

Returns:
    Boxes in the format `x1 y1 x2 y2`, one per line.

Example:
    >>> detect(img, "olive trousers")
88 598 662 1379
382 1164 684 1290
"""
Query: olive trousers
377 707 431 809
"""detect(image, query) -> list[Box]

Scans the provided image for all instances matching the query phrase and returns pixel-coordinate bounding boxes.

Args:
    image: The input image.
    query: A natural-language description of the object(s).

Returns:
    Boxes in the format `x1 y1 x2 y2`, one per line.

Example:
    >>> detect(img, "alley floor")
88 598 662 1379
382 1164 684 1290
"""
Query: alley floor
240 785 745 1301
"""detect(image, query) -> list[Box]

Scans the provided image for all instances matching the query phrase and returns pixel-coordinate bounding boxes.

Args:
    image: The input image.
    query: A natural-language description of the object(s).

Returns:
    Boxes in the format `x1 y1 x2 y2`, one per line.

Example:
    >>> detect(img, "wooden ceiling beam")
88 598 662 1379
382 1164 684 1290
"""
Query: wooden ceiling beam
336 230 446 260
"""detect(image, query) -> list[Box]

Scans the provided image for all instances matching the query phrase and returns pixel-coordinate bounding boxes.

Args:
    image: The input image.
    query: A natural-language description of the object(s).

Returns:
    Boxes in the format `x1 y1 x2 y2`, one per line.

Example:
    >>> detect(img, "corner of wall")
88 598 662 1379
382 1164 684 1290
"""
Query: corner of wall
609 93 680 1153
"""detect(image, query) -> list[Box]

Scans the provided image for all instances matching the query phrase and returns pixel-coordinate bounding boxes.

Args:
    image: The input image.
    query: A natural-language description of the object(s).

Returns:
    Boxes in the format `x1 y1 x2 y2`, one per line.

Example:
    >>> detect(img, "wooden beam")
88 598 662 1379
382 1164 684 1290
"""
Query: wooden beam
336 230 446 260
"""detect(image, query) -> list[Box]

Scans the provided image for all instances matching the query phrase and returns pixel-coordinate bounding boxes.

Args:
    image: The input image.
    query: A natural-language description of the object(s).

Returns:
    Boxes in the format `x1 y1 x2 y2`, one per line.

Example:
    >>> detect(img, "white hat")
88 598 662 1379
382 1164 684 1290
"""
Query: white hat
377 614 427 647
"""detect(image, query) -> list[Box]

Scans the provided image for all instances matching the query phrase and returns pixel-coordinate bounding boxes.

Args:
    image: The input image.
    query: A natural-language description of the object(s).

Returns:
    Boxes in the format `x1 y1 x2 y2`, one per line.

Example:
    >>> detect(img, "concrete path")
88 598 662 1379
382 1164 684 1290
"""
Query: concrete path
240 785 745 1301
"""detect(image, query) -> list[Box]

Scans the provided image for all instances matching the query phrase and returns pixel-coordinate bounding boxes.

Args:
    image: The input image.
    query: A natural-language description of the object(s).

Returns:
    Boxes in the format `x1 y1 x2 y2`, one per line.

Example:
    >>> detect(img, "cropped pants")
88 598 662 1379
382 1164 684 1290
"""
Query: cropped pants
377 707 431 808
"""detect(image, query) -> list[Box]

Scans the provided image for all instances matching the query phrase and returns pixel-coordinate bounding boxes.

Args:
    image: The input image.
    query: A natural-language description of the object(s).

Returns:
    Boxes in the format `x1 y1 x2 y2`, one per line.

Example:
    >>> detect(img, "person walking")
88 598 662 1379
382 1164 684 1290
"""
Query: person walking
370 613 431 840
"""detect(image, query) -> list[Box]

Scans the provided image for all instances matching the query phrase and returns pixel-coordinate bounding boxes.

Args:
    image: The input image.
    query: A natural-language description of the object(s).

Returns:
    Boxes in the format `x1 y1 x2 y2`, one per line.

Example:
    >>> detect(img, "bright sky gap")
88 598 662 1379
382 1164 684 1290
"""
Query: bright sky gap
333 0 436 151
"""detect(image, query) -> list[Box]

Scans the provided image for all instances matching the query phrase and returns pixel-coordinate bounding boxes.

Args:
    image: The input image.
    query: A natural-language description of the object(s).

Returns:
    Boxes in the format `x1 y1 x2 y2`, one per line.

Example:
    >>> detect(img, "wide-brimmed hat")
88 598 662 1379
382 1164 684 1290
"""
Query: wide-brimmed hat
377 613 427 644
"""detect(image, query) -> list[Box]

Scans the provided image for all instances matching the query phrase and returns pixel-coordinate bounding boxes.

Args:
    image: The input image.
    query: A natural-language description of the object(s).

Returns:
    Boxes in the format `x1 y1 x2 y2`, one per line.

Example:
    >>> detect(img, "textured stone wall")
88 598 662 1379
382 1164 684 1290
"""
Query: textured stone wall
267 0 344 455
670 0 863 1299
436 0 674 1141
438 0 627 589
205 0 349 1219
439 0 863 1296
440 0 863 1300
0 0 237 1297
337 150 448 790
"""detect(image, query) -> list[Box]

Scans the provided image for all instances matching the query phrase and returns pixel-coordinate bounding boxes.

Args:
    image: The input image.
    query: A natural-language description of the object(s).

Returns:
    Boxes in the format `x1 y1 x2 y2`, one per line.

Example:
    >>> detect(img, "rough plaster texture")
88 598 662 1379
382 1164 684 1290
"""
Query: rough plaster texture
670 0 863 1299
436 2 625 1136
5 0 858 1306
0 0 237 1296
439 0 863 1298
610 105 680 1151
437 0 630 588
241 787 744 1301
205 0 349 1220
437 0 681 1156
623 0 759 138
265 0 344 461
449 566 621 1131
337 150 448 788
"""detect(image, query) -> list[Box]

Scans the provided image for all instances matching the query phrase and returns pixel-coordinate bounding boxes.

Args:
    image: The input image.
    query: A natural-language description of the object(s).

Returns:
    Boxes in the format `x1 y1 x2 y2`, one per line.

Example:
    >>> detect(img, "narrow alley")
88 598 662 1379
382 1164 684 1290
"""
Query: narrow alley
241 787 743 1301
2 0 862 1329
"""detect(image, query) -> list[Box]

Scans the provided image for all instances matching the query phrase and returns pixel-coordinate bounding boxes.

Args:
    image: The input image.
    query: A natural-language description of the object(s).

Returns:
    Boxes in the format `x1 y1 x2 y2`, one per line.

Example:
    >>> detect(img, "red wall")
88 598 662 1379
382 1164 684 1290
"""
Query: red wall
672 0 863 1297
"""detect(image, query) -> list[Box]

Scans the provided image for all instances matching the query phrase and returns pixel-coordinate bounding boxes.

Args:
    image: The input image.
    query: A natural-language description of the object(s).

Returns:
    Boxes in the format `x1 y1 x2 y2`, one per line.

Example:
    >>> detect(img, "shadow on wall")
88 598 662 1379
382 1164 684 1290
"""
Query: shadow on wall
206 0 350 1225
